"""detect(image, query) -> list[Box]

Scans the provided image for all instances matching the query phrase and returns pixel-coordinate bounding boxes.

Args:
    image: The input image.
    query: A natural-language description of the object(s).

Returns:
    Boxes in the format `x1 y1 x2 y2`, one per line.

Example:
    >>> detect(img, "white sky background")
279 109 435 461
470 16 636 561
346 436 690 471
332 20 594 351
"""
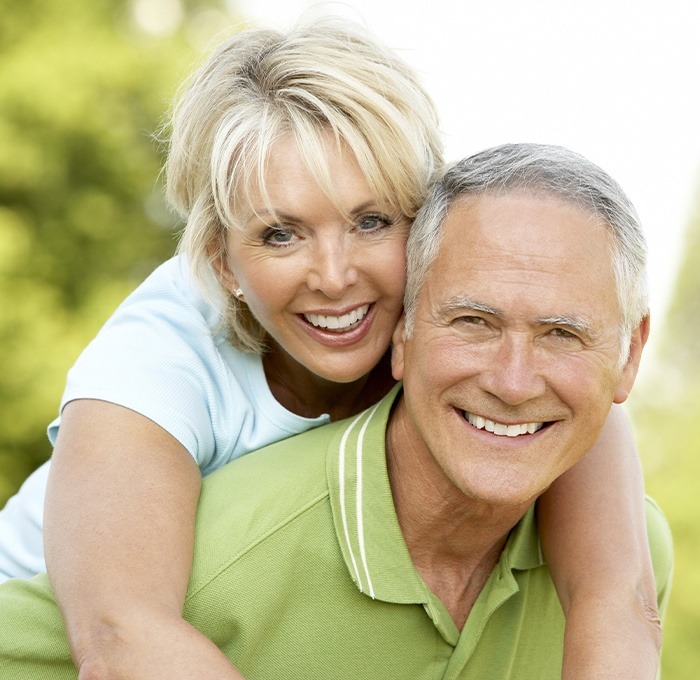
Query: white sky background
232 0 700 362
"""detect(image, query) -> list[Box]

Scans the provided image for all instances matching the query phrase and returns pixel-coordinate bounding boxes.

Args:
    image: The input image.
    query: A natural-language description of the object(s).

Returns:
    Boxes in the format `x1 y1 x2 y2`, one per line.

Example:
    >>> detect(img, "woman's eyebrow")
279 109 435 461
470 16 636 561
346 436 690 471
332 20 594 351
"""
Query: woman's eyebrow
349 200 382 215
244 208 297 227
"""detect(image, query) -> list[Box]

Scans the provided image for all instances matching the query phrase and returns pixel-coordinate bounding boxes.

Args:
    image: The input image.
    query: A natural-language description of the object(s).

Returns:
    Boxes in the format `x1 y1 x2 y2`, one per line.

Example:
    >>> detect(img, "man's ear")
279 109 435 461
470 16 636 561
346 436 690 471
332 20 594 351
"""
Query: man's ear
391 313 407 381
613 314 650 404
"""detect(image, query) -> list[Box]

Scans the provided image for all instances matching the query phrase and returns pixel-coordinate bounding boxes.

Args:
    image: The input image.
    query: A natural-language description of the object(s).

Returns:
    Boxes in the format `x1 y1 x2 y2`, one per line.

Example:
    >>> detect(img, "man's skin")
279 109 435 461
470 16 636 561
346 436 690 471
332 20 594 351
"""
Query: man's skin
386 190 648 629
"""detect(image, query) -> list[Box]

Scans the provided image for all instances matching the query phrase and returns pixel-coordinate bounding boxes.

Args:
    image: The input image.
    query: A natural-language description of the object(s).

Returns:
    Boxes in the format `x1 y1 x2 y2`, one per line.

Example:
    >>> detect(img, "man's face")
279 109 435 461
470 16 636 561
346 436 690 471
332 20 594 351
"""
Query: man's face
392 191 648 508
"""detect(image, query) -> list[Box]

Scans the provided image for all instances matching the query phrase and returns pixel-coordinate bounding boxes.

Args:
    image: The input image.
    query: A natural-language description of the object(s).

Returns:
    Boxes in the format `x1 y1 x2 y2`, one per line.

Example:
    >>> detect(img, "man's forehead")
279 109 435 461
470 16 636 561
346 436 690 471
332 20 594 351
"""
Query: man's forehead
417 190 621 329
439 191 613 265
448 189 604 232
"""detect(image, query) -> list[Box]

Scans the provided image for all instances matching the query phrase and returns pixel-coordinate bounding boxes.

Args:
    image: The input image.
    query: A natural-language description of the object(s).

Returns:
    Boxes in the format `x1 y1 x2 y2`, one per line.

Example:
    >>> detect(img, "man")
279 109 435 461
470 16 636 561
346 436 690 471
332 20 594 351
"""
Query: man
0 144 672 679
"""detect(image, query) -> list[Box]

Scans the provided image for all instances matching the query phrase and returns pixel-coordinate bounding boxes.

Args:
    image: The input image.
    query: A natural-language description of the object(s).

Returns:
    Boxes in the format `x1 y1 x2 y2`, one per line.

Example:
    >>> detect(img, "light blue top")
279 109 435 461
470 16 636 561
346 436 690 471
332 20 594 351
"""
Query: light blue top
0 256 330 581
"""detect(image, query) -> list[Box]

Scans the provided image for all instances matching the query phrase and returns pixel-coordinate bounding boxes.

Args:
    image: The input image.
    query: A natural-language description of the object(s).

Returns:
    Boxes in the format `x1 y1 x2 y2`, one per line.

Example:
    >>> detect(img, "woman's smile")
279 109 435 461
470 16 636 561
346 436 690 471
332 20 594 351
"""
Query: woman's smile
303 303 371 332
297 303 376 348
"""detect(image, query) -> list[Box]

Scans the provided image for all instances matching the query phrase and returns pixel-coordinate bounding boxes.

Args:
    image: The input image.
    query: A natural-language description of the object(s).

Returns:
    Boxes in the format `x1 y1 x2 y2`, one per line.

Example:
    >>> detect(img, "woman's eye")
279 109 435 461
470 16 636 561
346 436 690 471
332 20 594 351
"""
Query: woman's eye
357 214 391 232
262 227 296 246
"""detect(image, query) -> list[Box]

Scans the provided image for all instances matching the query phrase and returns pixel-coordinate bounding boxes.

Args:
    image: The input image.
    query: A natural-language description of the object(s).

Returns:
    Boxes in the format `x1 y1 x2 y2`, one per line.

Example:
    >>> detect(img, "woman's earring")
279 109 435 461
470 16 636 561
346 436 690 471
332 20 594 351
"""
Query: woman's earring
234 288 243 299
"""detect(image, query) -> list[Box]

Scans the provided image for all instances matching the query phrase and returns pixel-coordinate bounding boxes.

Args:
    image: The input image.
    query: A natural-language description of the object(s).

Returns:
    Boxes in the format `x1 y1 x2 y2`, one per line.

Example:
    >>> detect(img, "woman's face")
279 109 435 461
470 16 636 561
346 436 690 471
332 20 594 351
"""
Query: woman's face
221 132 408 384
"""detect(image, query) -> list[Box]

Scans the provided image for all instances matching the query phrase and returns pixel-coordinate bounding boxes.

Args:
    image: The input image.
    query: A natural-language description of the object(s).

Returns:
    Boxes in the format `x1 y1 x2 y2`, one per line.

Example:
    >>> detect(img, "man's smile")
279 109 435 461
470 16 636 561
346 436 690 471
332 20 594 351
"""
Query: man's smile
462 411 546 437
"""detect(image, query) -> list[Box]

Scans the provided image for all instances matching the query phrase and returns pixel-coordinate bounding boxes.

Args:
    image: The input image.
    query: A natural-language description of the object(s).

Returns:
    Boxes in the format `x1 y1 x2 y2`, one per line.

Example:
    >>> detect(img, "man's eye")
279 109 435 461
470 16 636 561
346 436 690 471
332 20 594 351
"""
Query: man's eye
550 328 577 339
459 316 486 325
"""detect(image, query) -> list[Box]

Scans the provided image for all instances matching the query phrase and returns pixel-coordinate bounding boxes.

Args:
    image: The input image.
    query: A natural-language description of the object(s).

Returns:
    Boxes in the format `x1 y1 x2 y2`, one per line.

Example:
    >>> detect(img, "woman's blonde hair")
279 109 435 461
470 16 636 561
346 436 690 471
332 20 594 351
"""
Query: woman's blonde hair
167 16 443 352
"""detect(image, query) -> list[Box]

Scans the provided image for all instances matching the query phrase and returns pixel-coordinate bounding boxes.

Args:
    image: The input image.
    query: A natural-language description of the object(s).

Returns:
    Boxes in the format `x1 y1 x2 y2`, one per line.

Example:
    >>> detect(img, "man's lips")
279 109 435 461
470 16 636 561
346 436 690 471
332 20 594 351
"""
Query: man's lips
462 411 548 438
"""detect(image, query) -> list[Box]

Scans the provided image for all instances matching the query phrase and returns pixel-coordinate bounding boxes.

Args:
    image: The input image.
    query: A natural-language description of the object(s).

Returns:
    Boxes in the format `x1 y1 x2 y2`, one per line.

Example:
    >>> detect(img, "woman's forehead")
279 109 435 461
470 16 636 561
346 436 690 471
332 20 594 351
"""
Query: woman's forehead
230 132 399 224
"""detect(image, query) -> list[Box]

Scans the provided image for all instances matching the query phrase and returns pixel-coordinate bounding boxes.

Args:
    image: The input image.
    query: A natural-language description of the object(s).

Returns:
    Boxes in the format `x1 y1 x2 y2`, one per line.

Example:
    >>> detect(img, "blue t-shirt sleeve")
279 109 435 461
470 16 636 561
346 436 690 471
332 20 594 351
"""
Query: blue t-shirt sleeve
47 261 232 472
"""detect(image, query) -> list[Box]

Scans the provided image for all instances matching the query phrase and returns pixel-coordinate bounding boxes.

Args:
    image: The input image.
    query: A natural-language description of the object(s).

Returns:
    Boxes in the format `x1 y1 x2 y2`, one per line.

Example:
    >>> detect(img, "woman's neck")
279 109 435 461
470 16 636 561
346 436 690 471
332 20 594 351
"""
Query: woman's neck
262 345 396 422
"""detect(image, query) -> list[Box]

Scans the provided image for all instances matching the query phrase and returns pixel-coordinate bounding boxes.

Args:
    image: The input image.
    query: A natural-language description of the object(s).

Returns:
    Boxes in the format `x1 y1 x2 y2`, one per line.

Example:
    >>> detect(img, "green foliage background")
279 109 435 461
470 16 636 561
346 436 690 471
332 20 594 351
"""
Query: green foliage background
628 189 700 679
0 0 229 497
0 1 697 677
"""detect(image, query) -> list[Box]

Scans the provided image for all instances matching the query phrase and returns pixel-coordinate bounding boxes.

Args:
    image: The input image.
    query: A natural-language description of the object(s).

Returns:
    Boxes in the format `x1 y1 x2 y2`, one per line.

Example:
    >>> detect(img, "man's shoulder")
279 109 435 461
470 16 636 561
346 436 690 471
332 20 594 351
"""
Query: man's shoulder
201 414 353 498
188 417 354 590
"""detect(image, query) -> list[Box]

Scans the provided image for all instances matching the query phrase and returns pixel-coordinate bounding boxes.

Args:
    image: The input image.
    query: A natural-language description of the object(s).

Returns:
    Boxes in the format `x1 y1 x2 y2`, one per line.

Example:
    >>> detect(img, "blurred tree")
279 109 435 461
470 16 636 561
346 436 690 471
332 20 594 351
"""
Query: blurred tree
629 182 700 678
0 0 240 503
658 186 700 376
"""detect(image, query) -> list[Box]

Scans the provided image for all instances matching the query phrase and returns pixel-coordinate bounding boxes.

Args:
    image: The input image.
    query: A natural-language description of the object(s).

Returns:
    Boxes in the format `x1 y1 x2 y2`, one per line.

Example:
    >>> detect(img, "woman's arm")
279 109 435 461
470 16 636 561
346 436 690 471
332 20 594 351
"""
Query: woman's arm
44 399 246 680
538 404 662 680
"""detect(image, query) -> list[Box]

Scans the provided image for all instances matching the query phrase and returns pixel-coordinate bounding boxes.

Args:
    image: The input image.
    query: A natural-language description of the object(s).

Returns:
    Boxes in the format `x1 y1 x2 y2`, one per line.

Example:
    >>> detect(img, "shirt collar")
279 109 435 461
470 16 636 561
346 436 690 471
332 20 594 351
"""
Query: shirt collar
326 384 544 604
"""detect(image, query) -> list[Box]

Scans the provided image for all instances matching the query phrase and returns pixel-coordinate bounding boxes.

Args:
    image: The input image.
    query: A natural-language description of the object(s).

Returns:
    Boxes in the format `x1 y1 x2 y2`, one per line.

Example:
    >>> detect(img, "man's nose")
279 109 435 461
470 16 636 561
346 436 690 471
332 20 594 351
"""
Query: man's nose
479 334 547 406
306 238 358 299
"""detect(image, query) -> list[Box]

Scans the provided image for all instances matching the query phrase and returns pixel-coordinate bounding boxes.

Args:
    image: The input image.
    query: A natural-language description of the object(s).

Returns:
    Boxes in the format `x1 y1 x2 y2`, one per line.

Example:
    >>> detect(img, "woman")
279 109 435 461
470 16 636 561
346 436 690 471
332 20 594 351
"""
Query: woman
0 16 659 679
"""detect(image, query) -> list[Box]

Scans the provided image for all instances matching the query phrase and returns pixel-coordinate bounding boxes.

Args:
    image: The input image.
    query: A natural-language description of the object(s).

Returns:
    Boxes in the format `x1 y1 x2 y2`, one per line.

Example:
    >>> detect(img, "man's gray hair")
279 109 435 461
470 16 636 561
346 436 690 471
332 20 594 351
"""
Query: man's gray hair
404 143 649 350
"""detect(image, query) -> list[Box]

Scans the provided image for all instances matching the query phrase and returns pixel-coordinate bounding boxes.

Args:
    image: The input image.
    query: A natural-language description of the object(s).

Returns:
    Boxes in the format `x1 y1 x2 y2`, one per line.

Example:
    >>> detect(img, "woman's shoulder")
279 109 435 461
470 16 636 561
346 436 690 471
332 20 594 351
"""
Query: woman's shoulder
117 255 223 333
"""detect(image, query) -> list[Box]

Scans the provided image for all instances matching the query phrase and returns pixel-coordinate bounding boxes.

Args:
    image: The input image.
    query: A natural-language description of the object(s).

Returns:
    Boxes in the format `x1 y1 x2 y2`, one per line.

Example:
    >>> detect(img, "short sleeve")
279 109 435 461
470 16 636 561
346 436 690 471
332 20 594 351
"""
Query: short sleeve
46 258 233 472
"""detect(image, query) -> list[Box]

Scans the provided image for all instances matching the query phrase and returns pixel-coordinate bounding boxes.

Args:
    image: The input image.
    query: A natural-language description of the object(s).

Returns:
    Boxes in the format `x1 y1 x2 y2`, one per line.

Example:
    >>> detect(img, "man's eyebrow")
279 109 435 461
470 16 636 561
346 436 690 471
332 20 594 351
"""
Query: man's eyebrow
440 298 601 340
441 296 501 317
538 315 600 340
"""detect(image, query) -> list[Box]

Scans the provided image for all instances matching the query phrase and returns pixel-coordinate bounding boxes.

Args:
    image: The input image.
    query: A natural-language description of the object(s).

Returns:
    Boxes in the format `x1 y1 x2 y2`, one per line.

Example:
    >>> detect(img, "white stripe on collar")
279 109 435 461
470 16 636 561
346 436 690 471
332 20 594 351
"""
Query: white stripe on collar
338 401 382 598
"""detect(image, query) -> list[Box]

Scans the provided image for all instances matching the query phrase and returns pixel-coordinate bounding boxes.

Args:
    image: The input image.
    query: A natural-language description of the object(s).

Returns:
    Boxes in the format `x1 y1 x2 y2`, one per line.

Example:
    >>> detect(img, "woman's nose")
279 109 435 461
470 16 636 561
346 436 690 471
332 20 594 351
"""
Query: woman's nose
306 239 358 298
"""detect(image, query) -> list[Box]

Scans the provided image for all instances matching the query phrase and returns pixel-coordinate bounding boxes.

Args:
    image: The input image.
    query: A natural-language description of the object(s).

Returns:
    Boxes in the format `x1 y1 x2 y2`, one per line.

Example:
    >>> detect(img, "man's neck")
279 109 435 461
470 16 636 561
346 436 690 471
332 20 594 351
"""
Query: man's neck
385 396 530 630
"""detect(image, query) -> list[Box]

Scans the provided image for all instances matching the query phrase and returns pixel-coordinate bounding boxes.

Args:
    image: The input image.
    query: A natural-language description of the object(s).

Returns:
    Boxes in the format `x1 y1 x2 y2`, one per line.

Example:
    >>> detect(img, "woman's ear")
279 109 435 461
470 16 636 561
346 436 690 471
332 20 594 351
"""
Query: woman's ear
212 251 239 295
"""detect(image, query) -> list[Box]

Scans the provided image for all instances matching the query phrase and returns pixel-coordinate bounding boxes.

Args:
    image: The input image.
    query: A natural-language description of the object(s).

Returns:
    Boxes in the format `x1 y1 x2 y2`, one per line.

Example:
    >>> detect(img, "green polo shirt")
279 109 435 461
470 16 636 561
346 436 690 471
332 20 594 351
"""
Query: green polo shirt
0 386 674 678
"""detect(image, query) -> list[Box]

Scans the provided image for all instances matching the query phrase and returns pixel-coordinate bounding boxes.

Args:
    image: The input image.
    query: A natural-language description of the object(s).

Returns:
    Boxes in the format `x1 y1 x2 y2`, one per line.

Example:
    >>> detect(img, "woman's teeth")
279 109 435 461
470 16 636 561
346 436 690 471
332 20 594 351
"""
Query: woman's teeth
465 412 544 437
304 305 370 331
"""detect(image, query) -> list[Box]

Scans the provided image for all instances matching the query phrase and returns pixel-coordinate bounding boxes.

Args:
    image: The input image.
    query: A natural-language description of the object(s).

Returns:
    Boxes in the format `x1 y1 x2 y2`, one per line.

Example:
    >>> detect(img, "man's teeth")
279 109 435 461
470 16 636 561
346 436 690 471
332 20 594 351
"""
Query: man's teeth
304 305 370 331
465 413 544 437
